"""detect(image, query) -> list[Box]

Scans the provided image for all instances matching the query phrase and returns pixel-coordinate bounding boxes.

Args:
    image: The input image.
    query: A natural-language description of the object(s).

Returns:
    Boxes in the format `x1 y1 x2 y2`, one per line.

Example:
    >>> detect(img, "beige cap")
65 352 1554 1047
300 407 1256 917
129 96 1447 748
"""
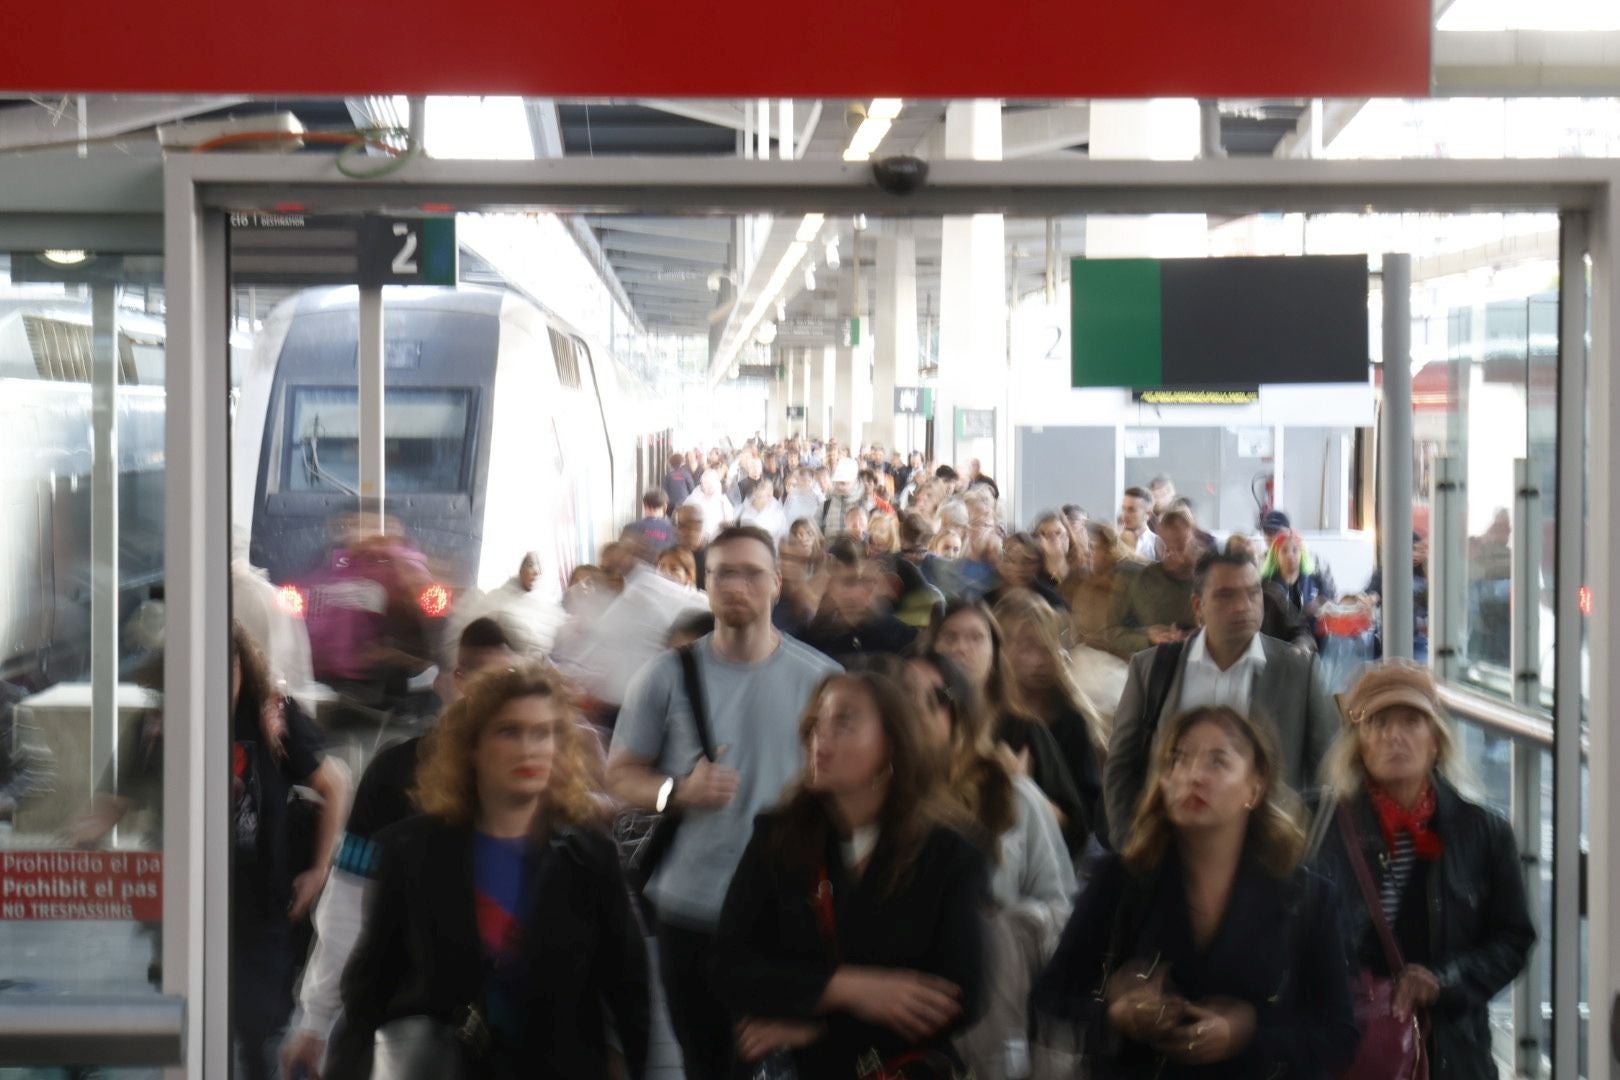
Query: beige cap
1341 659 1443 725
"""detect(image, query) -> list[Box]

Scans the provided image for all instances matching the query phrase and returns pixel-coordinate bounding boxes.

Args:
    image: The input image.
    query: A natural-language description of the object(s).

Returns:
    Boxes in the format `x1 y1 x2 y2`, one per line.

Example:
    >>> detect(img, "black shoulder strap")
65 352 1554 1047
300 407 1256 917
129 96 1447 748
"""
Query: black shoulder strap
676 644 716 762
1141 639 1185 743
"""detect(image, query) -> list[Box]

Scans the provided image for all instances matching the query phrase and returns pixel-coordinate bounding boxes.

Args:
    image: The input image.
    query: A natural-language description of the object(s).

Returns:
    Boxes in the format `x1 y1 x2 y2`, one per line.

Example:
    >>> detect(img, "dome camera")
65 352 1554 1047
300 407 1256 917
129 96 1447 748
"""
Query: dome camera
872 156 929 197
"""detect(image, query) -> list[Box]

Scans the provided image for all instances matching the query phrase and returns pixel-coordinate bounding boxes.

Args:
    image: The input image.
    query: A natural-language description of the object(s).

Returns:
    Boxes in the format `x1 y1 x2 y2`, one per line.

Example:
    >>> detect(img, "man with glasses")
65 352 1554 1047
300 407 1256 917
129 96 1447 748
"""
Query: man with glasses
607 525 840 1079
1102 549 1339 849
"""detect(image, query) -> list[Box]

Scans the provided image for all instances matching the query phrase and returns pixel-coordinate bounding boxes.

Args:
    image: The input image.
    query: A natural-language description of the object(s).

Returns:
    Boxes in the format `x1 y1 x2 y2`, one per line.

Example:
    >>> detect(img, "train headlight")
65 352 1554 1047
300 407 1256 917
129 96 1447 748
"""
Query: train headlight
275 584 307 619
419 583 452 618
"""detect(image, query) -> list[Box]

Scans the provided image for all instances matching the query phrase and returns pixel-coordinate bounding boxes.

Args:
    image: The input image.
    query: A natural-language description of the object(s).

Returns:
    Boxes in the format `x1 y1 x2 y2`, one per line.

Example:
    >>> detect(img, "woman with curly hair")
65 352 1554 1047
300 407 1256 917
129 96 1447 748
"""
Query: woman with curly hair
329 662 648 1079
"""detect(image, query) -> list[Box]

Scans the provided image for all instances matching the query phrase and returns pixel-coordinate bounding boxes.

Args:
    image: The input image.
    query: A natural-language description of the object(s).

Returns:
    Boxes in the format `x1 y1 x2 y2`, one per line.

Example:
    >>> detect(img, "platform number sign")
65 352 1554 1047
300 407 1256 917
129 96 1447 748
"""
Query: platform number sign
360 215 458 287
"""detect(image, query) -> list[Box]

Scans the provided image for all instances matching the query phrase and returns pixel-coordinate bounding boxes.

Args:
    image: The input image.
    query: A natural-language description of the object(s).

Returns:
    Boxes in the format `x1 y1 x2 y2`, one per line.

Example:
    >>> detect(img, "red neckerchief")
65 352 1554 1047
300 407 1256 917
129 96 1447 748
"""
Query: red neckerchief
1367 782 1444 861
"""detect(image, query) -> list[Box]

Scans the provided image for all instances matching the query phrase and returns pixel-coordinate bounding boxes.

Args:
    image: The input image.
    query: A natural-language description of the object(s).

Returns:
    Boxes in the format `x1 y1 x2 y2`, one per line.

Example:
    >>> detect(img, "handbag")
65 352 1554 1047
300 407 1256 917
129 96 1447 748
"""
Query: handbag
372 1005 488 1080
623 644 715 902
1336 805 1429 1080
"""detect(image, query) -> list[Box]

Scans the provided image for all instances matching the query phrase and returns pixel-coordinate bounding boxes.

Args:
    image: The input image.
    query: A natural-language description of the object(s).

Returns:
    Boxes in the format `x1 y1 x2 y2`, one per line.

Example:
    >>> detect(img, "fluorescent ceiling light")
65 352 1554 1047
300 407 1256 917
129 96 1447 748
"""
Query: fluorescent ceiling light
843 99 903 162
795 213 826 243
41 250 90 266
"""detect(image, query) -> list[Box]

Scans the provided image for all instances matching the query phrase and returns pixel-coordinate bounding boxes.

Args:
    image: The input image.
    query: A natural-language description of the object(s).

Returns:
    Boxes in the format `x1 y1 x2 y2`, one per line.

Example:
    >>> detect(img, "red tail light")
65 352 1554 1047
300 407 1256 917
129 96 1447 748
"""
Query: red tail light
419 583 451 618
275 584 307 619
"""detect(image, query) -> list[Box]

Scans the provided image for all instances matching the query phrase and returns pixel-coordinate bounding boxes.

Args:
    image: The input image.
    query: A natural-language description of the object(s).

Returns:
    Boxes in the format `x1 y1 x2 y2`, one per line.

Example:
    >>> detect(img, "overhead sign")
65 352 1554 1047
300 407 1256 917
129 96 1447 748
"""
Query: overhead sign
1072 255 1369 390
786 405 807 420
894 387 934 418
230 212 457 287
737 363 782 380
955 408 995 441
359 216 458 287
0 1 1429 97
0 850 162 921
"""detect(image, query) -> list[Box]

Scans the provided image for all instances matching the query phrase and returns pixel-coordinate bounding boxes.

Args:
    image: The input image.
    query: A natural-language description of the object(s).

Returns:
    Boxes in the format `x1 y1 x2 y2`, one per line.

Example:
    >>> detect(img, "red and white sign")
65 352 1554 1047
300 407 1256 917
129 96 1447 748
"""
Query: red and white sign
2 0 1429 99
0 850 162 921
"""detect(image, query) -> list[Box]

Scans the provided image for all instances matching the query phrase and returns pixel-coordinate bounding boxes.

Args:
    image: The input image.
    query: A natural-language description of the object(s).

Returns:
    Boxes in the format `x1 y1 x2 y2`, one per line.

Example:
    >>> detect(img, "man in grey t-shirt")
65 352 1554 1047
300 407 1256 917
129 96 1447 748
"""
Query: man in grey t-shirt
608 524 840 1079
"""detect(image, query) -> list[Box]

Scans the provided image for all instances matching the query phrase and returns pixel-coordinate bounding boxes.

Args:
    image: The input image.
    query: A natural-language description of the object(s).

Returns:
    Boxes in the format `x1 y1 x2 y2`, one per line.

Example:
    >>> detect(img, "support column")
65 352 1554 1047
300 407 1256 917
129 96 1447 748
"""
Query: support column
90 285 119 802
935 100 1006 474
782 349 799 437
1379 254 1415 661
766 364 785 443
807 344 829 441
820 344 837 442
871 223 918 454
358 285 386 531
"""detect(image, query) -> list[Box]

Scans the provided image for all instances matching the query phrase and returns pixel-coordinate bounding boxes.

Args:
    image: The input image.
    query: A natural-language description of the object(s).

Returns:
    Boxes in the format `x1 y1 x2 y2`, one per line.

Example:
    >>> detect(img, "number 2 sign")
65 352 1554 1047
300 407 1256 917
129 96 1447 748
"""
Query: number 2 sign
359 216 458 286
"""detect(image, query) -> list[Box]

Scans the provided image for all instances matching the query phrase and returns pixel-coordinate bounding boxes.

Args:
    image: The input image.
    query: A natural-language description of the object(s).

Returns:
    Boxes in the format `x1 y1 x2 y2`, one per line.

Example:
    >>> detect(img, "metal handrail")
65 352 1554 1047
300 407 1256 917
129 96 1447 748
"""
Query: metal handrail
1437 682 1590 758
0 994 184 1066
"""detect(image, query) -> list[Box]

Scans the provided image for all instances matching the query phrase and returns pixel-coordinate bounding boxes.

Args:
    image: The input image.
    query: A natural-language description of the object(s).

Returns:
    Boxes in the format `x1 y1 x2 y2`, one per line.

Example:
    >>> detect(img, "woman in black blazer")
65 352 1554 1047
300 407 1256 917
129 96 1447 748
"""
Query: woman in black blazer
329 663 648 1079
1033 705 1358 1078
716 669 990 1078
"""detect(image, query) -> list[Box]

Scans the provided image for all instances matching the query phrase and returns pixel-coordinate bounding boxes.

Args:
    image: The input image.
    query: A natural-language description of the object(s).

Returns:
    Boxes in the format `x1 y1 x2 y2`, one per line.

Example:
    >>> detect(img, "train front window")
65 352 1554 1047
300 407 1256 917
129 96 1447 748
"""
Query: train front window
283 386 473 494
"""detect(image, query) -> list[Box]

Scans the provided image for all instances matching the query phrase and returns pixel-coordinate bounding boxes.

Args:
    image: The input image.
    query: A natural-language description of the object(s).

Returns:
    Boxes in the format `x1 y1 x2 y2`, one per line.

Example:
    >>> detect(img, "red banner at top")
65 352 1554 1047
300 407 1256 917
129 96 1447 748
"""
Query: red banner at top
3 0 1429 99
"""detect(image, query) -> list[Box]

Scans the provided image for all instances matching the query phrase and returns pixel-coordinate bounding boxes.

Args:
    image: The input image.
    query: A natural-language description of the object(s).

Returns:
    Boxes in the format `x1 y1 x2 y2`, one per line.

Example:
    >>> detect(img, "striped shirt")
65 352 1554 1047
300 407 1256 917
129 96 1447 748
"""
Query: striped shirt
1379 831 1417 925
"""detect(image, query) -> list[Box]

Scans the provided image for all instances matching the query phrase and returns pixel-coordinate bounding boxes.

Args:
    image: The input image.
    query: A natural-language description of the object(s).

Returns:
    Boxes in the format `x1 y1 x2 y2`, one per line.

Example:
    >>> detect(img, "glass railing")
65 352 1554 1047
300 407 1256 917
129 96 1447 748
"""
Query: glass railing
1438 684 1586 1079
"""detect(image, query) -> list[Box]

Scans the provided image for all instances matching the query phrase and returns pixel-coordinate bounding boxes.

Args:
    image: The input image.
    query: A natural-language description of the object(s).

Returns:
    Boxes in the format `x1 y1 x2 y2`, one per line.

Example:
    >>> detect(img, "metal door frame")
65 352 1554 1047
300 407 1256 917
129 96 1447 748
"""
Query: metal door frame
161 153 1619 1080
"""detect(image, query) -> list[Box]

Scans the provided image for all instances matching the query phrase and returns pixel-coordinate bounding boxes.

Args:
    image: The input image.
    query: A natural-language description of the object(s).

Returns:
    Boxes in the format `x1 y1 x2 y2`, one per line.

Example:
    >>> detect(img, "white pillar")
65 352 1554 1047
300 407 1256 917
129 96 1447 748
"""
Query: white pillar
820 344 837 442
782 349 798 435
871 223 918 454
800 347 814 438
834 342 856 448
935 100 1007 474
807 345 830 441
766 366 785 443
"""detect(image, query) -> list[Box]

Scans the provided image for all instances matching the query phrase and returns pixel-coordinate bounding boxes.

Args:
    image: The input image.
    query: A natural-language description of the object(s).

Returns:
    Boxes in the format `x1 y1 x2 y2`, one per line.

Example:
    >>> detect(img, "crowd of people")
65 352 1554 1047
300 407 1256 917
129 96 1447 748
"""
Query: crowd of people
104 433 1531 1080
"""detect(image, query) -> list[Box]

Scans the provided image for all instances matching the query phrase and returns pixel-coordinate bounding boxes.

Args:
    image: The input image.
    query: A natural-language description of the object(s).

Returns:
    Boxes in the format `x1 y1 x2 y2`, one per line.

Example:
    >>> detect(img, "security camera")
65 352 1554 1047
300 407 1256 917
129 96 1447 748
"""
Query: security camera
872 156 929 197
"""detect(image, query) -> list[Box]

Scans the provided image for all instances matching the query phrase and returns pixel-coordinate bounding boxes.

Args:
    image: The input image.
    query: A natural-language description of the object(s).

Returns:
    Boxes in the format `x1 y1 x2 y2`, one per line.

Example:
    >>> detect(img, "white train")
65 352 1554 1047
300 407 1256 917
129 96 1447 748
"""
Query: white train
231 285 667 603
0 297 166 683
0 283 664 685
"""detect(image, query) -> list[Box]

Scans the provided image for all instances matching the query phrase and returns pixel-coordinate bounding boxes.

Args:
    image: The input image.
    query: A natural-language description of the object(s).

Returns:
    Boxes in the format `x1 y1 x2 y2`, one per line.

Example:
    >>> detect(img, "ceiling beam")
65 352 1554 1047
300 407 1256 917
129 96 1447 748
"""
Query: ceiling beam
637 99 750 132
599 230 730 261
587 216 733 241
1002 105 1092 159
0 95 248 151
1434 29 1620 95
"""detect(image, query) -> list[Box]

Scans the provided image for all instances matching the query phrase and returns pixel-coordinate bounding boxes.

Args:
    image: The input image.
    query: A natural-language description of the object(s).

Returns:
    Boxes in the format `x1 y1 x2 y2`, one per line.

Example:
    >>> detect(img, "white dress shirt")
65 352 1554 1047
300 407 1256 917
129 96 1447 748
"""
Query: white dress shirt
1177 629 1268 716
1133 529 1165 562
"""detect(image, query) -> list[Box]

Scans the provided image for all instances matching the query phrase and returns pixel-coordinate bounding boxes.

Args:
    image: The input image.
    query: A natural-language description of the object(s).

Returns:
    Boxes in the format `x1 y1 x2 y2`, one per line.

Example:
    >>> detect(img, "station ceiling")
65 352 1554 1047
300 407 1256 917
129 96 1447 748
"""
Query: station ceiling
0 95 1303 341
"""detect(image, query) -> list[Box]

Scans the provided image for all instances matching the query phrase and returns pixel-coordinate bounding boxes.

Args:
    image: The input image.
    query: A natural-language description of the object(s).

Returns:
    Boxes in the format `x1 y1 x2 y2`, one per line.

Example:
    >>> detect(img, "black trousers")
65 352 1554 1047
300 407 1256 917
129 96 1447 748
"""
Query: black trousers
656 919 735 1080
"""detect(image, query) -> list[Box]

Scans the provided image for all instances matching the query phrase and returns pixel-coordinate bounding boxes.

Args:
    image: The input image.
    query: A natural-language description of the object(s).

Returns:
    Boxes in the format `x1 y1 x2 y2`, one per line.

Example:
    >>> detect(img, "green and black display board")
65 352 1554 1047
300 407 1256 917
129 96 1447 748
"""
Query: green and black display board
1070 255 1369 389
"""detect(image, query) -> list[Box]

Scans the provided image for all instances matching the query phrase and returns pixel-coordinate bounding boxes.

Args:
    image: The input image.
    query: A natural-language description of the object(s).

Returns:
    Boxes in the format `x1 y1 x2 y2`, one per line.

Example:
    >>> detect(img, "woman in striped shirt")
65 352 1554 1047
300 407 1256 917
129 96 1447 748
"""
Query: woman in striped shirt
1310 660 1534 1080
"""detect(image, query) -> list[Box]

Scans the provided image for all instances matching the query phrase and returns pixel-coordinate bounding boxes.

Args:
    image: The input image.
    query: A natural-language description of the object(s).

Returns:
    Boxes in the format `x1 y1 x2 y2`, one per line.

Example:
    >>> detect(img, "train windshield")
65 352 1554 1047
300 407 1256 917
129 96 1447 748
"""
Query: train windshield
283 386 473 494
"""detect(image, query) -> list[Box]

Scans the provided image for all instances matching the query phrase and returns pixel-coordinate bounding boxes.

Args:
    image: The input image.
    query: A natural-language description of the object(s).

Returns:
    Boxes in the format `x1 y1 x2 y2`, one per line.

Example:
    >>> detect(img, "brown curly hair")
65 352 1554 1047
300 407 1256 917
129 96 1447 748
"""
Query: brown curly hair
413 662 602 831
1121 705 1307 879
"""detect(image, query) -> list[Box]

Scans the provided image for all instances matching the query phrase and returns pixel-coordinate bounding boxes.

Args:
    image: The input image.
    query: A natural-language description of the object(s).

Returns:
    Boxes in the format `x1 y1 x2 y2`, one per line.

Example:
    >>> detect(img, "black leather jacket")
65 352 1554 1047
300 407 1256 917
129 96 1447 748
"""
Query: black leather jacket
1309 779 1535 1080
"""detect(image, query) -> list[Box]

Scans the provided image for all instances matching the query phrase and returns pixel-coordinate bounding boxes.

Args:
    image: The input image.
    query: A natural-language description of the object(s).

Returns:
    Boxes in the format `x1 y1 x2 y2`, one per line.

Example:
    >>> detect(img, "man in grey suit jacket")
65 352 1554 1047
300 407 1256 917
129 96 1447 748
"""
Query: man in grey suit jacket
1104 550 1340 848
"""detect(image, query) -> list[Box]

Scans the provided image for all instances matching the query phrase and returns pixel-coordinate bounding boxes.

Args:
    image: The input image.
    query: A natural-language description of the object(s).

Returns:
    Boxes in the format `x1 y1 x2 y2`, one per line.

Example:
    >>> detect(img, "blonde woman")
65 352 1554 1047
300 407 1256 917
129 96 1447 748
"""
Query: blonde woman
994 589 1109 845
866 510 902 557
1308 661 1533 1080
329 663 648 1079
1033 706 1358 1077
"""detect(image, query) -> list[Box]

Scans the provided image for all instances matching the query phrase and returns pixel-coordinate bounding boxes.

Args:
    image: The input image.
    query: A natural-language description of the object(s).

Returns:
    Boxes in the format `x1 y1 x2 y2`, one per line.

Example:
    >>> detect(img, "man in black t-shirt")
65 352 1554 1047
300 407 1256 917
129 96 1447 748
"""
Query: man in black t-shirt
281 618 516 1078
